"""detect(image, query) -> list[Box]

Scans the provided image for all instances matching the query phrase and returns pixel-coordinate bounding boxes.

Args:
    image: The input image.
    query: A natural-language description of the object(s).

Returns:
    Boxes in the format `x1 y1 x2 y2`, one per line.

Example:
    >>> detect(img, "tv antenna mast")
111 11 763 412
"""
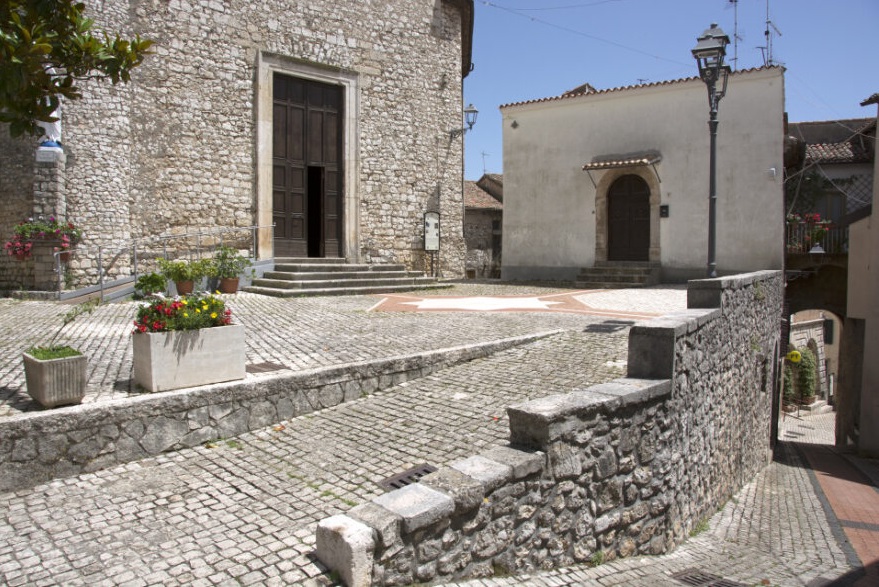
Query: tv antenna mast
726 0 743 70
481 151 491 175
761 0 782 66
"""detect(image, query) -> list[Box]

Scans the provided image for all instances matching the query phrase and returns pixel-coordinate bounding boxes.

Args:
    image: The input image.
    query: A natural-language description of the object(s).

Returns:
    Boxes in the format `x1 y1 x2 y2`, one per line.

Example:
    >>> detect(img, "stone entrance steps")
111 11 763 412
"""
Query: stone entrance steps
244 257 449 297
575 262 661 289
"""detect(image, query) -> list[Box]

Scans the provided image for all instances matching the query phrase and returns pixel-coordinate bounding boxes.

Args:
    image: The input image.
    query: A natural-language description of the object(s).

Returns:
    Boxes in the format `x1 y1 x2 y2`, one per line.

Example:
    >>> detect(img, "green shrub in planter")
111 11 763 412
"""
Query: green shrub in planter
158 258 210 282
210 245 252 279
134 272 166 299
798 347 818 401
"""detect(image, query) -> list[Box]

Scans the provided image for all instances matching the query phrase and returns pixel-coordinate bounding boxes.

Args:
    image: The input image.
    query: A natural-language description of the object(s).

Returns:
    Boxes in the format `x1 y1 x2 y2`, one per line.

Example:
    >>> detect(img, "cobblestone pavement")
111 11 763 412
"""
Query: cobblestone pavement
0 283 685 417
1 284 872 587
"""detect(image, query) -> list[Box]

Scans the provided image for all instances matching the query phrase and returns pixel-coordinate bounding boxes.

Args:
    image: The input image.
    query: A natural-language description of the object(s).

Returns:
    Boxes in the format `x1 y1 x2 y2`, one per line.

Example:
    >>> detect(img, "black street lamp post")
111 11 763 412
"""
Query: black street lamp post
692 23 731 278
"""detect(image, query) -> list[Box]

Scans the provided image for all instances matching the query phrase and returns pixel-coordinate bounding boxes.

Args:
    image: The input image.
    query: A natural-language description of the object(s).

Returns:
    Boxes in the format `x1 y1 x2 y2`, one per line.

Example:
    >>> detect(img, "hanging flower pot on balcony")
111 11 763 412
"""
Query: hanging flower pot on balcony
131 293 245 392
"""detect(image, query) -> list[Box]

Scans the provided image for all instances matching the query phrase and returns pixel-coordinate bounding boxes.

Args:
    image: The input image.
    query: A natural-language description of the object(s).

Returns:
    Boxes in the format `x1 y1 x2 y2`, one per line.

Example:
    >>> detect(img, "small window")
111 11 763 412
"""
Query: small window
823 319 834 345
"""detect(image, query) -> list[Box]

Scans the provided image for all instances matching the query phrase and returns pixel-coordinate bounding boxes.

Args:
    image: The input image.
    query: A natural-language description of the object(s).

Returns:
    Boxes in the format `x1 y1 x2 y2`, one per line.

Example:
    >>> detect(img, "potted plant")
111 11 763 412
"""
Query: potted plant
210 245 252 294
5 216 81 261
131 292 245 392
23 300 98 408
134 272 167 299
157 258 210 295
4 235 32 260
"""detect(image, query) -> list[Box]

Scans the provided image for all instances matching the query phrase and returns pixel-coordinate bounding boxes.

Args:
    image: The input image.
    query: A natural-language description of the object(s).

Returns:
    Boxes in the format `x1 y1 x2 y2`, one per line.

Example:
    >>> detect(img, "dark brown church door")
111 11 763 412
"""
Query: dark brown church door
273 73 343 258
607 175 650 261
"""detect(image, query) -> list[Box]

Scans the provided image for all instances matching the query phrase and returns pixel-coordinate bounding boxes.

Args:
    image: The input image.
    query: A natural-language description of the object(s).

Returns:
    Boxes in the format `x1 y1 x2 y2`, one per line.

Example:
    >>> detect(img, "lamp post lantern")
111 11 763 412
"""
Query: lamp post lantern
692 23 731 278
450 103 479 139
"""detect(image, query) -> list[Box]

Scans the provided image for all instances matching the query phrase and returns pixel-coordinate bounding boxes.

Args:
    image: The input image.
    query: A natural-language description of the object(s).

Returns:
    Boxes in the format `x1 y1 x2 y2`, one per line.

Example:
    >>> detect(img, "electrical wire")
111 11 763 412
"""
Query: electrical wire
479 0 691 68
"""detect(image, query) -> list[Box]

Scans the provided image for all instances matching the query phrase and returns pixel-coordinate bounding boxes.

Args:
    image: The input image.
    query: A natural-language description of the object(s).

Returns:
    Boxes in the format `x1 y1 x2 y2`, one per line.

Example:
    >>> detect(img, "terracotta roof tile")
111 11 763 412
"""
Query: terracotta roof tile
499 66 780 110
464 180 502 210
805 142 871 165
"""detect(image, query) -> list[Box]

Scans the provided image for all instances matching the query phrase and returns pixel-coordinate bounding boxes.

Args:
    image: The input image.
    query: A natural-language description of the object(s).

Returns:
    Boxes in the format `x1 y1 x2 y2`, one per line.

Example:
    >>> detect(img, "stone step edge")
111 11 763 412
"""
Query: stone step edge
262 271 426 281
244 283 451 297
251 278 438 290
0 329 564 493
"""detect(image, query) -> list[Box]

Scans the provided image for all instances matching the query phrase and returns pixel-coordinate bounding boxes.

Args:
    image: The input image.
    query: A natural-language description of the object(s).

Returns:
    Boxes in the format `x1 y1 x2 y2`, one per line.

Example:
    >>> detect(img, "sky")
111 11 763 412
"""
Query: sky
462 0 879 180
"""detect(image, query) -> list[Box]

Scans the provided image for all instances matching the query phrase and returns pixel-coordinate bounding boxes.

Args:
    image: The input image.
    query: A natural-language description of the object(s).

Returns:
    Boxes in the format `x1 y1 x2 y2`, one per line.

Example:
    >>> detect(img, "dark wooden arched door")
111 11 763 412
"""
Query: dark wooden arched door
272 73 343 258
607 175 650 261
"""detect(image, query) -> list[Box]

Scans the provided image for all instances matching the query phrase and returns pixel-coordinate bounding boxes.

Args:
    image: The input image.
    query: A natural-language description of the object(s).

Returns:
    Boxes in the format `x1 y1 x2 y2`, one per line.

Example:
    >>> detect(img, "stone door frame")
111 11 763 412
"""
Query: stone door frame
594 168 661 264
256 52 360 261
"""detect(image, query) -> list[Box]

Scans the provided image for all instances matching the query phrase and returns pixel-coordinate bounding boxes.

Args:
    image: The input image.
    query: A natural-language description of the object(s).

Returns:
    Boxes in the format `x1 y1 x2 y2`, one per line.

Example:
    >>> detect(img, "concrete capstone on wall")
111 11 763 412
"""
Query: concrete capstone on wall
316 270 782 586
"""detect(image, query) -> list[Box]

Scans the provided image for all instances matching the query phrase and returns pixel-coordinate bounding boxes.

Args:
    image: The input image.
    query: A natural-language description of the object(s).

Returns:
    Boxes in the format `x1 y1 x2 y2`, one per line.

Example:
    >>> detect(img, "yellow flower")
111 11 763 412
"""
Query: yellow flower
210 312 218 319
183 312 189 317
195 309 201 313
181 299 187 305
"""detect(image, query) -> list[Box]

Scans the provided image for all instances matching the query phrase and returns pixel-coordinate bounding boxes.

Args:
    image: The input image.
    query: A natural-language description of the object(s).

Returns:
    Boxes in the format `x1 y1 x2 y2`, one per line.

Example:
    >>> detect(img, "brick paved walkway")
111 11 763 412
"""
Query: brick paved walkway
1 284 875 586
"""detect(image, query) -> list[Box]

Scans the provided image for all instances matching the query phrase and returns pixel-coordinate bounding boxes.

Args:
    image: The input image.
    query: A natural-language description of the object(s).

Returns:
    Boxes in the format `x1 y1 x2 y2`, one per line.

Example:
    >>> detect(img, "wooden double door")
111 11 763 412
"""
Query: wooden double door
273 73 343 258
607 175 650 262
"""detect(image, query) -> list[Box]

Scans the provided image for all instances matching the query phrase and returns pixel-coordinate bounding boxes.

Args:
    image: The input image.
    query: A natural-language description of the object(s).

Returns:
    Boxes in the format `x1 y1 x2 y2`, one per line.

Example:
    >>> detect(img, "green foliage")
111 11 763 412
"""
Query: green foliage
132 292 232 333
134 272 166 298
589 550 604 567
27 298 98 354
158 258 210 283
210 245 252 279
27 345 80 359
783 363 795 404
690 517 710 537
1 0 153 137
798 347 817 399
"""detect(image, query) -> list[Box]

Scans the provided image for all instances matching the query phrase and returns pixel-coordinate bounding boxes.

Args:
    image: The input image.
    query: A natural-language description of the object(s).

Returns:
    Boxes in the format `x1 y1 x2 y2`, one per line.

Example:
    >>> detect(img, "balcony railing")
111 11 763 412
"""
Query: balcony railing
785 223 848 255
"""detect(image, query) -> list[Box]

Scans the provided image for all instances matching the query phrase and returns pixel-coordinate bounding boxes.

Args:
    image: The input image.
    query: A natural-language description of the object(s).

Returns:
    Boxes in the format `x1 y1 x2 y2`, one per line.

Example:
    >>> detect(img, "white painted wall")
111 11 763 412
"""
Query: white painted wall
501 67 785 281
848 102 878 456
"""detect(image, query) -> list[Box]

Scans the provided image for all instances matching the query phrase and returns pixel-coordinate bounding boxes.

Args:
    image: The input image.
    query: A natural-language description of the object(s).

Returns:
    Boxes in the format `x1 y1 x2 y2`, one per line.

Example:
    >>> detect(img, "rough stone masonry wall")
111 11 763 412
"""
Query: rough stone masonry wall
0 0 467 288
0 134 38 290
316 271 782 587
0 332 549 493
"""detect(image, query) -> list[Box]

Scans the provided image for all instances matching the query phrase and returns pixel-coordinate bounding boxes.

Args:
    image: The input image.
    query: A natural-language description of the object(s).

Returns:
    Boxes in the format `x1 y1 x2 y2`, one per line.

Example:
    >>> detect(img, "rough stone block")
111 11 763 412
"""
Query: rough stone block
420 468 485 512
450 455 512 492
372 483 455 534
349 502 403 552
480 445 545 480
316 515 375 587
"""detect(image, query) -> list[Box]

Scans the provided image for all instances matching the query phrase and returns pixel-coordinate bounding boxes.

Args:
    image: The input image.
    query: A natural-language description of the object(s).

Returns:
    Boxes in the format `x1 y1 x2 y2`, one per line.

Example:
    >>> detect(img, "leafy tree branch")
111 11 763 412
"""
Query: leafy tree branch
1 0 153 138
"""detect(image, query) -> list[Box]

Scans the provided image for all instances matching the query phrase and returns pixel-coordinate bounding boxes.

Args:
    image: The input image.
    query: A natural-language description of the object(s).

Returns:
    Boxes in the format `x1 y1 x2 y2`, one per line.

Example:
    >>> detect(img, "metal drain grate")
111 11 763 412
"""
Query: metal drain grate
672 569 747 587
246 361 288 374
378 463 437 491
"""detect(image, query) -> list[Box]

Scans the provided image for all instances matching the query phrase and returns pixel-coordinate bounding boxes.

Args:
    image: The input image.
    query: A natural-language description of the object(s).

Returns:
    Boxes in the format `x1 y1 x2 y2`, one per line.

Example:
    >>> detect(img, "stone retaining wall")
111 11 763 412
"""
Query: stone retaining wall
0 331 555 493
316 271 782 586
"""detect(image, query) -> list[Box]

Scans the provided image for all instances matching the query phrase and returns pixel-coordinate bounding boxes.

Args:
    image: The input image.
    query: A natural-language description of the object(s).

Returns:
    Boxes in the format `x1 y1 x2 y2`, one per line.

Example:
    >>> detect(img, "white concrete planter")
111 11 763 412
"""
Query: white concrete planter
132 324 246 392
23 352 87 408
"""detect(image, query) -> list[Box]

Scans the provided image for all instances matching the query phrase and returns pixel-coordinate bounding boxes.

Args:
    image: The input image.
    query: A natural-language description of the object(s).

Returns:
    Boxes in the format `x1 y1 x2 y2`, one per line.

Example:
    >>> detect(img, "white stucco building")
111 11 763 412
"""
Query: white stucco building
500 66 785 282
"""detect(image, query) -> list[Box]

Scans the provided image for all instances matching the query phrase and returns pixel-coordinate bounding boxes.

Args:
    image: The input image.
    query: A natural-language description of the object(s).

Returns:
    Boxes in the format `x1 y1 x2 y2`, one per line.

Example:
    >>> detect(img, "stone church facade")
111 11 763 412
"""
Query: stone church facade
0 0 473 290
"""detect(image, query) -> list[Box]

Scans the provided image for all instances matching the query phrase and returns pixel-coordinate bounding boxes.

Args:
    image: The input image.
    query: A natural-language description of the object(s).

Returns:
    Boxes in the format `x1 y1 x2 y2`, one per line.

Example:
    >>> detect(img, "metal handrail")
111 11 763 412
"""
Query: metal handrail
53 224 275 301
784 224 848 255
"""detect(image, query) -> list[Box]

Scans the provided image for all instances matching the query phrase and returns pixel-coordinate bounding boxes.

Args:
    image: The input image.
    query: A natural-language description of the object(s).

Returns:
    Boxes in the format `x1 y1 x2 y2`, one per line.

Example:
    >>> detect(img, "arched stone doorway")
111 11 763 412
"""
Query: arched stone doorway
594 169 660 264
607 174 650 261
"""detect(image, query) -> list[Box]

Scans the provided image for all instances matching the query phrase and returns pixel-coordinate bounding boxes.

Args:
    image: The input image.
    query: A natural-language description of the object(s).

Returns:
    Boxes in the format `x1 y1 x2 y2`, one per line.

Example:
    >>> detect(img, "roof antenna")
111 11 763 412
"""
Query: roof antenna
481 151 491 175
726 0 742 70
763 0 782 66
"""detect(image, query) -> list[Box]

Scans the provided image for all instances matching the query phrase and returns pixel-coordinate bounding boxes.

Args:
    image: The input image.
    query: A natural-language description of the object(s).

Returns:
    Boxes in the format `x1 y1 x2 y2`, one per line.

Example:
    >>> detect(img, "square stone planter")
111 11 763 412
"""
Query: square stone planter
132 324 246 392
23 352 88 408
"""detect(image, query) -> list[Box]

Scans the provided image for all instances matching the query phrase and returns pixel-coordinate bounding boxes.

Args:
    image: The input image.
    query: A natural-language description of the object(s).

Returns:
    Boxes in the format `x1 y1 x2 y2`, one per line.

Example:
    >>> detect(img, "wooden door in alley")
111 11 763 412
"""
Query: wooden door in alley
607 174 650 261
273 74 343 258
